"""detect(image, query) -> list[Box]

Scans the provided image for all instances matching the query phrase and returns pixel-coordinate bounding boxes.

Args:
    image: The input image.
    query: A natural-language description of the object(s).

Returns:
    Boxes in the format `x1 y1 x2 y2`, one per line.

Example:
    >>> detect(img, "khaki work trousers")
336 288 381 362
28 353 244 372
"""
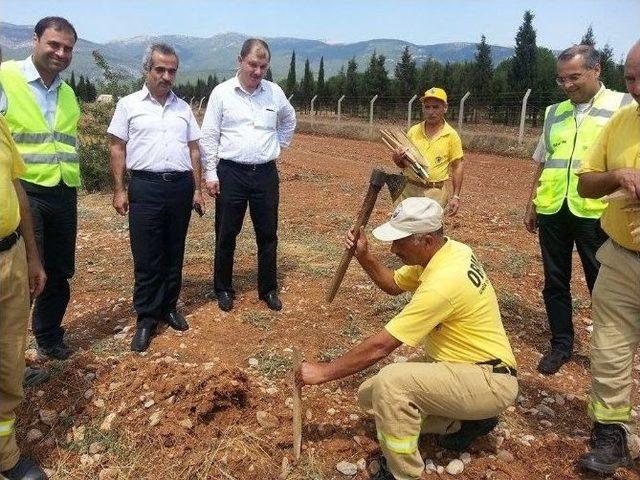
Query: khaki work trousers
358 361 518 480
397 180 452 208
0 238 30 471
588 239 640 430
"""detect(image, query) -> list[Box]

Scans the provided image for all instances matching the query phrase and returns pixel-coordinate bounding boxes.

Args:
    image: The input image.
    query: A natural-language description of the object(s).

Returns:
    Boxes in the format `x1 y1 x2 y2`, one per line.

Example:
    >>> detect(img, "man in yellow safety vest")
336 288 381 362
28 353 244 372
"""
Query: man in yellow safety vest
0 17 80 362
523 44 632 375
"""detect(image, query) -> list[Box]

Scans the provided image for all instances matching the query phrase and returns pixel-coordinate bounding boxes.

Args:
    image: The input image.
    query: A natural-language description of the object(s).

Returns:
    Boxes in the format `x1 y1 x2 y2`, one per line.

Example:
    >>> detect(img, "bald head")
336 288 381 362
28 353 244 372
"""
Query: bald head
625 41 640 104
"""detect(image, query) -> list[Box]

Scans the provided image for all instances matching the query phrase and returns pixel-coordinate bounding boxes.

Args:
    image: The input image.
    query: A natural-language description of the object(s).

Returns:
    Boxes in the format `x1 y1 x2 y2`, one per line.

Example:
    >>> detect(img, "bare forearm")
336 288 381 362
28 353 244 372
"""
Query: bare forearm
578 171 622 198
451 159 463 196
14 180 39 261
189 142 202 188
356 251 403 295
317 331 401 383
110 146 127 192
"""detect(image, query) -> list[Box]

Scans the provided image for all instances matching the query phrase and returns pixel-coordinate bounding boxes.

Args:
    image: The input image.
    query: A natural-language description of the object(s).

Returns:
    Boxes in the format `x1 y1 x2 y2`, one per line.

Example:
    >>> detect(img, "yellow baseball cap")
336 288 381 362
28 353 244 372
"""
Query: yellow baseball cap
420 87 447 103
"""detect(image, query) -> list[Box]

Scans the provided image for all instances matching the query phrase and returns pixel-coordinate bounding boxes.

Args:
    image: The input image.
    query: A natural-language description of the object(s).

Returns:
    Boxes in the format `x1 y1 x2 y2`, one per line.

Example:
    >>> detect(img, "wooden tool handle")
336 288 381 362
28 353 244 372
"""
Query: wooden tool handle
325 183 383 302
292 349 302 462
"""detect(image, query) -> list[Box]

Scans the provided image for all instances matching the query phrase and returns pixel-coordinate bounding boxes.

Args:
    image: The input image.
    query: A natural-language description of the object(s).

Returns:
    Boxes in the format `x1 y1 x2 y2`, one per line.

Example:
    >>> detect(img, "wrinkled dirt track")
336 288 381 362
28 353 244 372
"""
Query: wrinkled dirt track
15 132 640 480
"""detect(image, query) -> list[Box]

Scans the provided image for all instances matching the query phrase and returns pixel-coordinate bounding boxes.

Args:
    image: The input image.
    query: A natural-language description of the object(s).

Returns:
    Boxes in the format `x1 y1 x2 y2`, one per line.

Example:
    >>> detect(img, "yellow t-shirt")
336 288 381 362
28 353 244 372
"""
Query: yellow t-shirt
385 238 517 368
0 115 25 238
578 103 640 251
406 121 464 182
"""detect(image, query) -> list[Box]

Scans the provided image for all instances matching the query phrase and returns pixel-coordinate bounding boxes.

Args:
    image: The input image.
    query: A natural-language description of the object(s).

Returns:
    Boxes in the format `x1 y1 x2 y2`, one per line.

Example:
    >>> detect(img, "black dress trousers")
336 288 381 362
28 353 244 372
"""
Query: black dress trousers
537 200 608 354
214 159 279 297
128 171 194 326
21 181 77 349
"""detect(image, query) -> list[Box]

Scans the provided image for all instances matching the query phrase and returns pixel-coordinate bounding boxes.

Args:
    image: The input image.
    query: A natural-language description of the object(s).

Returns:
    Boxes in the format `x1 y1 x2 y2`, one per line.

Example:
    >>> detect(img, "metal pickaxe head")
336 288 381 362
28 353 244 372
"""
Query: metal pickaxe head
369 169 407 202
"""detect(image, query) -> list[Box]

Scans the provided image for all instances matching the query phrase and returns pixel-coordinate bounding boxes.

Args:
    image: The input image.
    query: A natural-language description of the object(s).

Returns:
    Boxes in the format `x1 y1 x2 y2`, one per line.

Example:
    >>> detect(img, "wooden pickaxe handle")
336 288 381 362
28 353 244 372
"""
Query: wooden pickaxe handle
325 180 384 303
292 349 302 461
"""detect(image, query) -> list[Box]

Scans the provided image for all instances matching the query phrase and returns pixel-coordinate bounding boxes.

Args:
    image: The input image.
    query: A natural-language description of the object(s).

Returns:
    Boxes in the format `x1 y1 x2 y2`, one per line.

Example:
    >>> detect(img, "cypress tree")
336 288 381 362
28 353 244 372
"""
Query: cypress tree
316 56 326 98
509 10 538 93
265 67 273 81
285 50 297 96
581 25 596 46
473 35 494 99
394 46 417 98
299 58 315 108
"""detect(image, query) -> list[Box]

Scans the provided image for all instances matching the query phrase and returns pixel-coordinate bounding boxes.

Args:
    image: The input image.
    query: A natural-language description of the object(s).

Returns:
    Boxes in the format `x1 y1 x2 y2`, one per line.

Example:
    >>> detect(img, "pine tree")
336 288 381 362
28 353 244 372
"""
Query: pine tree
394 46 417 98
345 56 358 98
473 35 494 99
299 58 315 109
365 51 389 97
509 10 538 93
285 50 297 96
212 74 219 89
77 75 87 101
316 56 326 98
87 79 97 102
265 68 273 81
581 25 596 46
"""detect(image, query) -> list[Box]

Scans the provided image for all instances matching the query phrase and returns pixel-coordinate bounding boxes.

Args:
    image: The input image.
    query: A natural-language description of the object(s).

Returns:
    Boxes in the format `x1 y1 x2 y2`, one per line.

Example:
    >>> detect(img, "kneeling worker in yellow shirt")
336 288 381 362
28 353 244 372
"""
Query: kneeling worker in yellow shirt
392 88 464 215
296 197 518 480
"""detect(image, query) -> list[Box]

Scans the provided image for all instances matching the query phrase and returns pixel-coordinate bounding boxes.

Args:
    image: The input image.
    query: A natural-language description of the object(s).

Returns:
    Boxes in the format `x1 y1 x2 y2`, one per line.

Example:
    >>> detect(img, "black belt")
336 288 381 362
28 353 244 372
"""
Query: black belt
478 359 517 377
129 170 191 182
0 231 20 253
220 159 275 171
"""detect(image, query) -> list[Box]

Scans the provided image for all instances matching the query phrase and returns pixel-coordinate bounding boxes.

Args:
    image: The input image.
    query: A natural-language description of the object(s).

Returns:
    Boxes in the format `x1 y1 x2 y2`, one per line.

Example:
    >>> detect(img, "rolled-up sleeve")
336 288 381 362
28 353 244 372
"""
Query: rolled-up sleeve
276 86 296 148
200 89 223 181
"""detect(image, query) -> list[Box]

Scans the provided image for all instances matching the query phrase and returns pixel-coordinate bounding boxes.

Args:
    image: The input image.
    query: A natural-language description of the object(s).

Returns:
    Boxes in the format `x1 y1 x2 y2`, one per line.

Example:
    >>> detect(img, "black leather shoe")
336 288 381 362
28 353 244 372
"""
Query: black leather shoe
37 342 74 360
165 310 189 331
438 417 499 452
537 349 571 375
577 423 634 474
1 457 48 480
217 292 234 312
260 290 282 311
131 324 154 352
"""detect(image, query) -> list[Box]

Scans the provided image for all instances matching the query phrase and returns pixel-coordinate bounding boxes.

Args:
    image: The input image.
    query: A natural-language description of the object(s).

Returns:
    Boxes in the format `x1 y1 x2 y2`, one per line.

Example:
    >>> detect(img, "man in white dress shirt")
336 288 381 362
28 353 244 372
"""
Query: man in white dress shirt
201 38 296 312
108 43 204 352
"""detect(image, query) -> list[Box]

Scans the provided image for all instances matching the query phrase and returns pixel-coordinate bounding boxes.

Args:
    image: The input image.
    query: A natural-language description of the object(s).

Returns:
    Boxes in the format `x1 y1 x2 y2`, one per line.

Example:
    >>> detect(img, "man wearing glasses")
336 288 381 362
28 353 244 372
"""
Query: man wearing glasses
523 45 633 375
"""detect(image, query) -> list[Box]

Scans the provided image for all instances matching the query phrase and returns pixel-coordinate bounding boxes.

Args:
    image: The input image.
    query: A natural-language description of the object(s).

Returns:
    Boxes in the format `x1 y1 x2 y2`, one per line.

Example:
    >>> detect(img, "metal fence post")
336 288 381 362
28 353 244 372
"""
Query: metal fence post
369 94 378 133
310 95 318 115
518 89 532 145
458 91 470 131
189 96 195 108
287 94 294 103
198 96 206 113
407 94 417 129
337 95 346 123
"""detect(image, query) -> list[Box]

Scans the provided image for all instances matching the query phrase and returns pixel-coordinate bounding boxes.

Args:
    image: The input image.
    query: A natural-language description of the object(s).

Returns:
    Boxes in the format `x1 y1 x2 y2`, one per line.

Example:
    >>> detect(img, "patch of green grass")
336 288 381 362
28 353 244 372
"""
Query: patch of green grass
372 292 411 317
255 351 292 379
498 291 522 314
68 425 127 456
288 449 326 480
341 313 361 339
242 310 275 331
90 337 129 357
317 347 346 362
503 252 529 278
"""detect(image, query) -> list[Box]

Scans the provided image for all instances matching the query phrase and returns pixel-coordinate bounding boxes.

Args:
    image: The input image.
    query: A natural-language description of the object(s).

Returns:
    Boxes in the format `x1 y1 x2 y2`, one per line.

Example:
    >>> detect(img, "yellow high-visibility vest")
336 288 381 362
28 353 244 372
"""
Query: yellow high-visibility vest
533 88 633 218
0 60 80 187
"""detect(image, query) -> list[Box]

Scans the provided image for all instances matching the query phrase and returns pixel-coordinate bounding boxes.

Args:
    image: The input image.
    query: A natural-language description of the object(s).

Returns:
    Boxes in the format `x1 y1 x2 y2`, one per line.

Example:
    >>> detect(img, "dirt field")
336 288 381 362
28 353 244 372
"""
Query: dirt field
15 132 640 480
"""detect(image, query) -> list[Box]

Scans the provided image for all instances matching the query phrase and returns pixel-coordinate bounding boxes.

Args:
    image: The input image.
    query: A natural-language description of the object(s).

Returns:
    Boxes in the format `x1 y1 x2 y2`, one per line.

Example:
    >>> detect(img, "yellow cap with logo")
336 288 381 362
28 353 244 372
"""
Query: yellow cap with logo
420 87 447 103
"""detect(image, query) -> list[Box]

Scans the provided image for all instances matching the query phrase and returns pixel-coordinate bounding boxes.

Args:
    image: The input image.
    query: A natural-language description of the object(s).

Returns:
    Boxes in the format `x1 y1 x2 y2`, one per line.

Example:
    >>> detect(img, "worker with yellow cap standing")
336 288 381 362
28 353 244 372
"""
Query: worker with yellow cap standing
392 87 464 215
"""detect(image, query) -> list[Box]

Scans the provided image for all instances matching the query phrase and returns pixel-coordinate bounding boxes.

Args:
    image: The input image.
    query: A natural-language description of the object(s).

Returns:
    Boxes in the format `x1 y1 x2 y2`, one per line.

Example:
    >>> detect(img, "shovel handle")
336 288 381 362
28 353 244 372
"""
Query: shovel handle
292 349 302 461
325 183 383 302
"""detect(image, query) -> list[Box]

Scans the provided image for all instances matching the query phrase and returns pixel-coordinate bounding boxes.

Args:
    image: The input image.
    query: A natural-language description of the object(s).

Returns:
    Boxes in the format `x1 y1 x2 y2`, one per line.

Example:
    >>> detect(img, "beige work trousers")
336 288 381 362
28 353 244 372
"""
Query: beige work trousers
396 180 452 208
588 239 640 431
0 238 30 471
357 361 518 480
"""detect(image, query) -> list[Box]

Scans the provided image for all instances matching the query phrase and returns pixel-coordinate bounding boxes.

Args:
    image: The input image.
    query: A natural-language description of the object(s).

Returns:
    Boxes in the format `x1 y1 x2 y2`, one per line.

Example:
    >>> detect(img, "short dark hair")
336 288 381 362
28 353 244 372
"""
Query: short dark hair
142 43 179 72
558 44 600 69
240 38 271 61
34 17 78 42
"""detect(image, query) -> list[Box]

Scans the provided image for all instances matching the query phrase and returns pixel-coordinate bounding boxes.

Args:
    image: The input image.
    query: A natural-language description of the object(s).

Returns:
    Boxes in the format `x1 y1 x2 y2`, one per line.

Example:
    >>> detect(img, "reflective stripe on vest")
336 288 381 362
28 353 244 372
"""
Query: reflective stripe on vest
0 60 80 187
377 429 419 454
534 89 632 218
0 419 15 437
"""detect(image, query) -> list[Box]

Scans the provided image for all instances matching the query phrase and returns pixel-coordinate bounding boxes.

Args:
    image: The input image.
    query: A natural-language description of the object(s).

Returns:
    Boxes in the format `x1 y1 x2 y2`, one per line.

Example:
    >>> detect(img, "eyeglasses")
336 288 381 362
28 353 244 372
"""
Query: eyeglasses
555 70 590 86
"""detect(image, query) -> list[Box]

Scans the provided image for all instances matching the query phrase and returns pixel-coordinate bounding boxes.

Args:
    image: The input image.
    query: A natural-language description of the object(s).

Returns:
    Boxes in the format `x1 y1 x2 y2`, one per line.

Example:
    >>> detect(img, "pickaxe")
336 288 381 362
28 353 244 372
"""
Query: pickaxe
325 169 407 303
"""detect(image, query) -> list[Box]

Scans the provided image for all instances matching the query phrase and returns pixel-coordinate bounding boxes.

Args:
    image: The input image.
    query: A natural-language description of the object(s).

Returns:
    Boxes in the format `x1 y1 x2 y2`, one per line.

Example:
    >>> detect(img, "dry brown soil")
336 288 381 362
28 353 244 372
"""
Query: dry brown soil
15 132 640 480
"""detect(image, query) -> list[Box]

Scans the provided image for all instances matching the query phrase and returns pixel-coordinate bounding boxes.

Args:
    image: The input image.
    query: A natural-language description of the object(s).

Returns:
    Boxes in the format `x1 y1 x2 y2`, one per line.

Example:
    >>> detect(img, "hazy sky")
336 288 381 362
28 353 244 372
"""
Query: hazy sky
4 0 638 58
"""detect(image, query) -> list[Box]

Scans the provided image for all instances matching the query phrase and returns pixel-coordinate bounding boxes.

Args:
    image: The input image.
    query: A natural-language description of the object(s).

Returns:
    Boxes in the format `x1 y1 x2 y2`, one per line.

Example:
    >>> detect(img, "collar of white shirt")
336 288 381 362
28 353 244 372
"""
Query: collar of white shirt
232 74 266 96
22 56 62 91
137 83 178 106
